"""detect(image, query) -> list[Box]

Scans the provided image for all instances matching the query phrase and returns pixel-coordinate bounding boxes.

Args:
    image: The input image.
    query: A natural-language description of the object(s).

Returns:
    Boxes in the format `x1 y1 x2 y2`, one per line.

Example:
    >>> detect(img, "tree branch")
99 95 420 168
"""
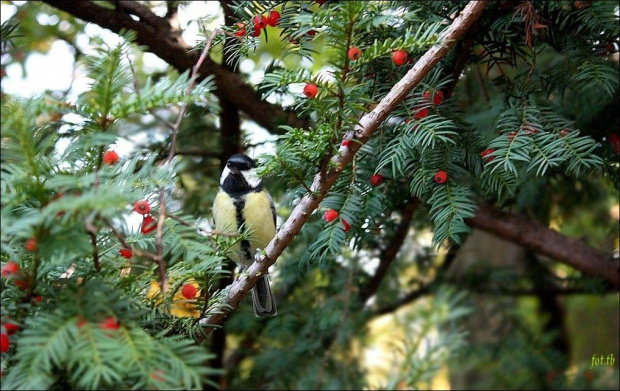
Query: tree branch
196 0 490 340
42 0 309 132
467 203 619 287
359 198 419 302
41 1 614 291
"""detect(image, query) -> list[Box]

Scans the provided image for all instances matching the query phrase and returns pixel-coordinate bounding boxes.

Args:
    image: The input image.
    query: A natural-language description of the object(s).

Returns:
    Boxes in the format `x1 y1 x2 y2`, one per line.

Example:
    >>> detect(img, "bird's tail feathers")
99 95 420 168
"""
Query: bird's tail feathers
251 274 277 317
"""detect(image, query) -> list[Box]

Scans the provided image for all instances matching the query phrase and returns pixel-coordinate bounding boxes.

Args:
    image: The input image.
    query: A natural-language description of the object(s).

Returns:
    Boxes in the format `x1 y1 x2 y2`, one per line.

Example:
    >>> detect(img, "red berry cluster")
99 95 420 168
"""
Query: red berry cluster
1 261 33 292
100 316 120 331
132 200 157 234
480 148 496 163
1 261 19 278
323 209 351 232
2 314 22 355
249 10 280 38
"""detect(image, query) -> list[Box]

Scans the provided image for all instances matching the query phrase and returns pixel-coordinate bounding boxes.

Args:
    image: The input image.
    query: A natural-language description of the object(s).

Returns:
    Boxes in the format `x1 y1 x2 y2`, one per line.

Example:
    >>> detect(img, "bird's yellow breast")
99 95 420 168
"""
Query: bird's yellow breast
212 189 276 265
243 191 276 250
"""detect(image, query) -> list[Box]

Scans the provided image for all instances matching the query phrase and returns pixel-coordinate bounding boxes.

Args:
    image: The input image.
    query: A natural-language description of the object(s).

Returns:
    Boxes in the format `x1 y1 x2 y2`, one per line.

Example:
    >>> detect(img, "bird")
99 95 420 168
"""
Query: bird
212 154 277 317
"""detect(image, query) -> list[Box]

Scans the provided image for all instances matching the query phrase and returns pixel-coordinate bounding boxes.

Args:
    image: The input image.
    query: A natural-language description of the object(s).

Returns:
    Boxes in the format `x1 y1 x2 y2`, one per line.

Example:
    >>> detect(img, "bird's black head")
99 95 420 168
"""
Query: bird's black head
226 154 256 174
220 154 261 195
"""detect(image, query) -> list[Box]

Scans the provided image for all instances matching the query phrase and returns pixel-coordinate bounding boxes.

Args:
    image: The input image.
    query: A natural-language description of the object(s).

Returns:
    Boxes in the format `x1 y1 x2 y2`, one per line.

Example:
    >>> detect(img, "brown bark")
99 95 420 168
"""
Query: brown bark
468 203 619 287
42 0 308 132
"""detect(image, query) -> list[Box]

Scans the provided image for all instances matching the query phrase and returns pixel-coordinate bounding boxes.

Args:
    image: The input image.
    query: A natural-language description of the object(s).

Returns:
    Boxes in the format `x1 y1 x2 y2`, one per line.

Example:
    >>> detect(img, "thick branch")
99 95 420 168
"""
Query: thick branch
196 1 490 340
468 203 619 287
42 0 308 132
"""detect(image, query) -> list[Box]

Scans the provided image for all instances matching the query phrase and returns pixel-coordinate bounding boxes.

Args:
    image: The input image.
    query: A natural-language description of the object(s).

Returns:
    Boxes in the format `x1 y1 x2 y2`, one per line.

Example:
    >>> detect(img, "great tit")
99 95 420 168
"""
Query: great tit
212 154 277 317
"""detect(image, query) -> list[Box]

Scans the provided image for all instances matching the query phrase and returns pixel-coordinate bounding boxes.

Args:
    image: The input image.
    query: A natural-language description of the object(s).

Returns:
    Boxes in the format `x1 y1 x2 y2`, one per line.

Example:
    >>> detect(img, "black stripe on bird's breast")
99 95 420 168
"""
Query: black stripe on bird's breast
222 173 263 196
233 196 252 261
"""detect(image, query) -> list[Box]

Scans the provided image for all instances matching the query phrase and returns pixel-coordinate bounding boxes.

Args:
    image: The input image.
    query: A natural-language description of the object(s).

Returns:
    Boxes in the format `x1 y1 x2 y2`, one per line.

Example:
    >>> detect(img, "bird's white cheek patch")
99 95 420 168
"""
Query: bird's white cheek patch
245 169 262 188
220 166 231 185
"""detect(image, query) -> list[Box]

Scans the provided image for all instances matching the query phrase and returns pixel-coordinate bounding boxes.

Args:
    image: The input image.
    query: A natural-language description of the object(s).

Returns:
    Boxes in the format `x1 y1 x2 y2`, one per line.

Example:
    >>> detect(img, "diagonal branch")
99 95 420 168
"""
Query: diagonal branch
42 0 309 132
467 203 619 287
196 0 490 340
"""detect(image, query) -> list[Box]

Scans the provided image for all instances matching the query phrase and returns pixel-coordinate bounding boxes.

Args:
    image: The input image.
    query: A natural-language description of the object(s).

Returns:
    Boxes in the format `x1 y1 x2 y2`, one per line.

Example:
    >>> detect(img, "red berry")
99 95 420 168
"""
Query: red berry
508 132 517 141
25 237 38 252
181 284 198 300
99 316 119 330
76 317 87 328
574 0 590 9
303 83 318 99
608 133 620 155
102 150 119 165
559 129 571 137
413 107 429 120
423 90 444 105
150 369 166 383
119 248 133 259
14 279 30 291
1 333 9 353
523 124 539 135
584 371 594 382
342 219 351 232
267 10 280 27
33 295 42 303
141 215 157 234
234 22 246 37
316 0 327 4
434 170 448 184
392 50 408 66
306 30 316 37
347 47 362 61
1 261 19 278
3 322 19 336
251 27 261 37
253 14 267 29
480 148 496 162
324 209 339 222
134 200 151 215
341 139 353 148
370 174 384 186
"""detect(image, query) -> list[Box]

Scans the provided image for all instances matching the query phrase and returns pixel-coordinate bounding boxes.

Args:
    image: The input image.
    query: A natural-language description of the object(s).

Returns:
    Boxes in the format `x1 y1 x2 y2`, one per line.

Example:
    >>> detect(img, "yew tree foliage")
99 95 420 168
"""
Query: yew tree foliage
1 0 619 390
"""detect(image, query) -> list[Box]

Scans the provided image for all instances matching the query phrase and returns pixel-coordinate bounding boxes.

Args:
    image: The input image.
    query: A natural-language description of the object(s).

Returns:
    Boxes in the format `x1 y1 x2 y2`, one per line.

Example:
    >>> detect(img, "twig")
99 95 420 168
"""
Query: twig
359 198 419 301
85 218 101 272
475 63 490 102
167 28 221 162
165 212 239 238
195 0 490 342
155 188 168 293
103 218 159 260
